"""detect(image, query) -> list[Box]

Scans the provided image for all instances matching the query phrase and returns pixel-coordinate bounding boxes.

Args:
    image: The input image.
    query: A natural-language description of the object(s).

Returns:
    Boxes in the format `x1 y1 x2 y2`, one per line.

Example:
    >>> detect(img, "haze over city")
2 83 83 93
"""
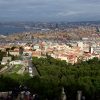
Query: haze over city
0 0 100 100
0 0 100 22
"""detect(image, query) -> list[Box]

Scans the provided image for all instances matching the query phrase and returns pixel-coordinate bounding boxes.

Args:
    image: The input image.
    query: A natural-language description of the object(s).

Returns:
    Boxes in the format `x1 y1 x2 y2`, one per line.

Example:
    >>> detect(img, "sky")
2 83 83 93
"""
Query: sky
0 0 100 22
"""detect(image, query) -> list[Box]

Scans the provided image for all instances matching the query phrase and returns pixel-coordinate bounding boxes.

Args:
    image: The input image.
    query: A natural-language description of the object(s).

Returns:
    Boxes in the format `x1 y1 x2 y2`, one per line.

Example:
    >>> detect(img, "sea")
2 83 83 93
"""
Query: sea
0 26 29 35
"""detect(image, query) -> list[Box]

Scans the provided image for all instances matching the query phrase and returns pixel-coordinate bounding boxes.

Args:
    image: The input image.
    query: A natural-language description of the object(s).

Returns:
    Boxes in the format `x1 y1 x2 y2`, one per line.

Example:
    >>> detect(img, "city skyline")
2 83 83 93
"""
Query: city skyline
0 0 100 22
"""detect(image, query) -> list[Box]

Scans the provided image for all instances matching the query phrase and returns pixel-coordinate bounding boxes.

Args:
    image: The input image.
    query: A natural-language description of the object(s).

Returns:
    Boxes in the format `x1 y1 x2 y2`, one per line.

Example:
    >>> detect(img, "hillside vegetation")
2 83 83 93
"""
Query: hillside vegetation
0 56 100 100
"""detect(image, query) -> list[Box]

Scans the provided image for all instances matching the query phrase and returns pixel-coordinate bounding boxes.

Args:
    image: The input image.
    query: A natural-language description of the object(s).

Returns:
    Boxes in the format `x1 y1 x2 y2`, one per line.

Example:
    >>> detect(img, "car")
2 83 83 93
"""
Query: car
29 67 32 70
30 73 33 77
29 67 32 73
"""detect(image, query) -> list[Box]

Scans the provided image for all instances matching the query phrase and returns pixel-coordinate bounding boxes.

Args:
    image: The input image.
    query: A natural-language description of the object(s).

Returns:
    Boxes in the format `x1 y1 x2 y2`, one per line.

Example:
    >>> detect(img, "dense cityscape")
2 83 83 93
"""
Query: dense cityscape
1 0 100 100
0 21 99 100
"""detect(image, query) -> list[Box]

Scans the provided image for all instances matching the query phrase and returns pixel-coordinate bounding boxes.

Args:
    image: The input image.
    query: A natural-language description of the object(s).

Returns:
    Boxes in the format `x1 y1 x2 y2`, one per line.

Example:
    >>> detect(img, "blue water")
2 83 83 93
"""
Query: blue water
0 26 27 35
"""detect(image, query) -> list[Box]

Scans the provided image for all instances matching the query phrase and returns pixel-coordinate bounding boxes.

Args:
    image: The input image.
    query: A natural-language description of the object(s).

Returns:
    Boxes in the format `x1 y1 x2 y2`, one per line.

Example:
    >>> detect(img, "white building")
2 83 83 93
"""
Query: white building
1 57 12 65
9 51 19 56
10 60 23 65
77 41 83 50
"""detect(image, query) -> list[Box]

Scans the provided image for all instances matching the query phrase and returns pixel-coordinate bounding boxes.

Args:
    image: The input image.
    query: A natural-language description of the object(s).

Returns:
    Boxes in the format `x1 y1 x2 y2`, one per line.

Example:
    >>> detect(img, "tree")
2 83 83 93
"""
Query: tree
19 47 24 56
11 46 16 50
6 48 10 56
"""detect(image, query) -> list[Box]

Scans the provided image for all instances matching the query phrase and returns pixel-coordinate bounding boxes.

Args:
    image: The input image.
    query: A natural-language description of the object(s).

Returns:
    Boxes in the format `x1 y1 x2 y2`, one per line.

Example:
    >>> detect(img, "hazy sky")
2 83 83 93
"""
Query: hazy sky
0 0 100 22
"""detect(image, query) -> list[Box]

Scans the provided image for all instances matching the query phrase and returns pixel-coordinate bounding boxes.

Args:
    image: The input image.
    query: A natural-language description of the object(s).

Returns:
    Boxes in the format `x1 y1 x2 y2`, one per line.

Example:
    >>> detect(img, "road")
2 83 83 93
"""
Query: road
28 60 39 77
22 55 39 77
